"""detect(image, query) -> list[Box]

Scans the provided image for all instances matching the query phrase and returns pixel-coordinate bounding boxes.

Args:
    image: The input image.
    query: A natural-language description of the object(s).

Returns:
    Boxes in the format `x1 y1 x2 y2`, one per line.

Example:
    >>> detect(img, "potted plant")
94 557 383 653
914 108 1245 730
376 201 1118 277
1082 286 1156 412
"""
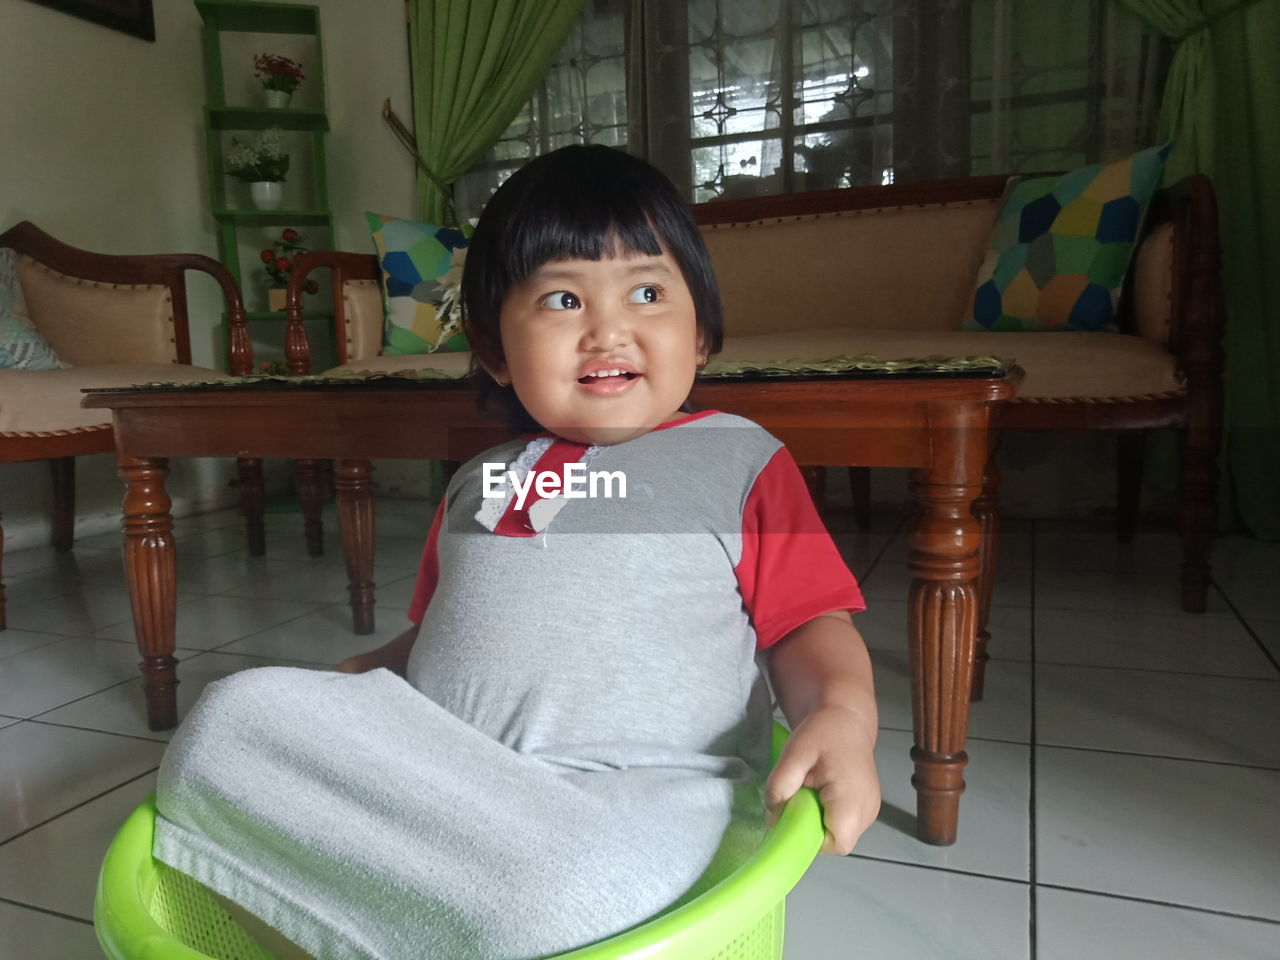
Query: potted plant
261 228 319 311
225 128 289 210
254 53 305 109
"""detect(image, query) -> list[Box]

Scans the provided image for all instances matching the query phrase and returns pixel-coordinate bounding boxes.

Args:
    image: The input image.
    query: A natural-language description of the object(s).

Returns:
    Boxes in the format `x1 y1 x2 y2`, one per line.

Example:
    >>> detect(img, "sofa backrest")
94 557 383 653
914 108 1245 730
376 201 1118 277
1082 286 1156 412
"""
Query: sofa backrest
1130 221 1174 346
698 198 1001 335
16 254 179 366
340 278 384 364
693 176 1176 344
329 175 1180 364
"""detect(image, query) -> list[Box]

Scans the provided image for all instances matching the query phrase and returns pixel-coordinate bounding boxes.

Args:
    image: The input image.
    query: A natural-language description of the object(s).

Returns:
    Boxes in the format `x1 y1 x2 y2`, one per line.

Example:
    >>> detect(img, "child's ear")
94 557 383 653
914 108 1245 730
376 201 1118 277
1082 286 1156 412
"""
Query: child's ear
695 332 709 368
479 356 510 387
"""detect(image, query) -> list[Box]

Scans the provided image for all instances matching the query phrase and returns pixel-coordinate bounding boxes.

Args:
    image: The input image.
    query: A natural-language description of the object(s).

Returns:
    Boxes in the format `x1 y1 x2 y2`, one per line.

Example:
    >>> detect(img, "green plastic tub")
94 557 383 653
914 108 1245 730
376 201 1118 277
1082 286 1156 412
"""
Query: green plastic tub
94 723 822 960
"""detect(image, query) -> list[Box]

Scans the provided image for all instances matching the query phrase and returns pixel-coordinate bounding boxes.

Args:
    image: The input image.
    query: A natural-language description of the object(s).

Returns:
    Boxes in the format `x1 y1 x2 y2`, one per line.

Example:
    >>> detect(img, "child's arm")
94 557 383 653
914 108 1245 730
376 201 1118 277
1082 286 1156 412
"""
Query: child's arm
764 610 880 855
334 623 420 678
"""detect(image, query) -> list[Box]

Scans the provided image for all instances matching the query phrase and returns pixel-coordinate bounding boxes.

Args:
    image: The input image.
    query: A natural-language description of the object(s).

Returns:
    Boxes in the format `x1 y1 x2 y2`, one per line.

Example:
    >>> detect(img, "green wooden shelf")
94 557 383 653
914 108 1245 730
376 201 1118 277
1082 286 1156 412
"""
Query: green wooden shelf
213 209 332 226
195 0 318 35
197 0 334 368
208 107 329 132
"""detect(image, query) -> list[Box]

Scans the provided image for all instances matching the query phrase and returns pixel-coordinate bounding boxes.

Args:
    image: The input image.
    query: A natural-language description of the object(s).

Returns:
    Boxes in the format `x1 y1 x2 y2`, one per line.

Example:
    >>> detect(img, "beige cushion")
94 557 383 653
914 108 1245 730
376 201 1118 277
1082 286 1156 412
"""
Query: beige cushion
321 328 1181 403
1131 221 1173 346
322 351 473 377
699 199 1000 336
0 363 227 435
715 329 1184 401
340 279 384 363
16 256 179 366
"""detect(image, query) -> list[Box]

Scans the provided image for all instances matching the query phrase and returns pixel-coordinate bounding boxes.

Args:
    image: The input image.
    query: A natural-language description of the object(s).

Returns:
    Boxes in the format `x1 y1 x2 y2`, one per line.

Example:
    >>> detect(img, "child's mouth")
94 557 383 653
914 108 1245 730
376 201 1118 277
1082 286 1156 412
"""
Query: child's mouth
577 370 641 395
577 372 639 385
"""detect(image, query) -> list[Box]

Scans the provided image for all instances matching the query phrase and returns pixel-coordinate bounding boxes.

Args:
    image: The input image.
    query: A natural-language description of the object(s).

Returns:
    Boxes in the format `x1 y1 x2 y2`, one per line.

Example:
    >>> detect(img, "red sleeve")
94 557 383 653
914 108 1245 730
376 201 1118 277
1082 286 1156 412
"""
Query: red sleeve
407 498 446 625
735 448 866 650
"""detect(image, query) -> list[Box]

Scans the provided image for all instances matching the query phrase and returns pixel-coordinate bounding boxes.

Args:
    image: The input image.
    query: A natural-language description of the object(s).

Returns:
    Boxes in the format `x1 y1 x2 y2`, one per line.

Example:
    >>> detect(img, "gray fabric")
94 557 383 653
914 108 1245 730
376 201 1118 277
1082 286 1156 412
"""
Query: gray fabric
154 413 781 960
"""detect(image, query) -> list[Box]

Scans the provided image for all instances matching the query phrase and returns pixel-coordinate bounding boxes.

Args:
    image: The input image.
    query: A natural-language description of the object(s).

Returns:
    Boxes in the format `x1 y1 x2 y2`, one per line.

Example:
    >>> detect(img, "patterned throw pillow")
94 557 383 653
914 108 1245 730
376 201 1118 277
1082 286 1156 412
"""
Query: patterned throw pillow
964 142 1171 332
366 213 471 355
0 248 66 370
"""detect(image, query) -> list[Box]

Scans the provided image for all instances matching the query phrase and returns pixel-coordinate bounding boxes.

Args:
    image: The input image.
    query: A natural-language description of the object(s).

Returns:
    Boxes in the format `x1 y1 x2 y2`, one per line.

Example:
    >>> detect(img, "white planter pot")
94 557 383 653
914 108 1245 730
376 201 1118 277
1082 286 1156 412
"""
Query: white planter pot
249 181 283 211
265 89 291 109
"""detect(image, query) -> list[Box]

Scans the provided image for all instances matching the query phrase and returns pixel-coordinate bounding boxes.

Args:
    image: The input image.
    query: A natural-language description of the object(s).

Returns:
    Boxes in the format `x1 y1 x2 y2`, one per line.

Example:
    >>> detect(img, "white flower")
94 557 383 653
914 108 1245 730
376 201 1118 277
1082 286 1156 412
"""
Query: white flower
225 139 258 167
258 127 285 158
436 247 467 331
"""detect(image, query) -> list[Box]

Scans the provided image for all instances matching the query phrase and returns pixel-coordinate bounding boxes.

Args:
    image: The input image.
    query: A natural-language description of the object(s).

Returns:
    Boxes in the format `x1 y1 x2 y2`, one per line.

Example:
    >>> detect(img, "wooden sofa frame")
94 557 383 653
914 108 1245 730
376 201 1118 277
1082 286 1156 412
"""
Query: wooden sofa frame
279 174 1225 636
0 222 260 629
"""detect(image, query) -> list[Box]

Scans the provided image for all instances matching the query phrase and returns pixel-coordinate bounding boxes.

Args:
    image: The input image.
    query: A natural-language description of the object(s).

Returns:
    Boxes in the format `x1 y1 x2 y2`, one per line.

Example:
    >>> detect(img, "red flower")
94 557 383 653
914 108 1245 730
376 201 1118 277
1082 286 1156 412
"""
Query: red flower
254 54 305 82
305 280 319 294
282 228 298 242
259 249 275 263
275 257 291 271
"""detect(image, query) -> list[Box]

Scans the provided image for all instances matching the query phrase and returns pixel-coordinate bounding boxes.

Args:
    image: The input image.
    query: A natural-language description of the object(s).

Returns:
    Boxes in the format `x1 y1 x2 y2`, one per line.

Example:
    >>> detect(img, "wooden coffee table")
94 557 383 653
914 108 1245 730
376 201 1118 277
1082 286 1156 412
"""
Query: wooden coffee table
84 367 1018 845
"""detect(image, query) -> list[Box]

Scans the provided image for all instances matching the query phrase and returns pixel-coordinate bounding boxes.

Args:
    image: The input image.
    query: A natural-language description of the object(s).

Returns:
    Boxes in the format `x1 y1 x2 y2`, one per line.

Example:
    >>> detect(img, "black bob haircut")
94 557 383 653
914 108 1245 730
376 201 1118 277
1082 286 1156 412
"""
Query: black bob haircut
461 144 724 432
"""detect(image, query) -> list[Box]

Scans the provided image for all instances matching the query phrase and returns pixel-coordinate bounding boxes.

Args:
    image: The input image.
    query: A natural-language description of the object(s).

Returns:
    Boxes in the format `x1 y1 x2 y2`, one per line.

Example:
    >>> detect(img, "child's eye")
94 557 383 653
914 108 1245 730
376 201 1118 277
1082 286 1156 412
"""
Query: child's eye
543 291 580 311
628 285 661 304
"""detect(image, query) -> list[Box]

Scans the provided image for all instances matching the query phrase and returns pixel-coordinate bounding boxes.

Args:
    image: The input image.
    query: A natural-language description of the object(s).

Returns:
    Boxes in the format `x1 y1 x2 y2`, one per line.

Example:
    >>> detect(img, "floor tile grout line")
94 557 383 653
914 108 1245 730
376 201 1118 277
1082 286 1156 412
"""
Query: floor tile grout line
843 853 1280 930
1031 658 1280 683
1030 740 1280 773
1211 579 1280 675
0 894 95 926
25 715 174 745
852 512 910 583
20 645 337 729
1028 519 1039 960
0 766 158 850
871 647 1280 683
880 716 1280 773
1032 881 1280 927
846 850 1031 887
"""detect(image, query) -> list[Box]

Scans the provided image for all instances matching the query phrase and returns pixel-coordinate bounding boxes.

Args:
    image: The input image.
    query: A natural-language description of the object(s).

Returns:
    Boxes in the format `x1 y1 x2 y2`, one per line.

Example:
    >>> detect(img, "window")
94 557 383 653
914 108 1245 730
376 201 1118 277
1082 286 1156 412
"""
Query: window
453 0 1166 217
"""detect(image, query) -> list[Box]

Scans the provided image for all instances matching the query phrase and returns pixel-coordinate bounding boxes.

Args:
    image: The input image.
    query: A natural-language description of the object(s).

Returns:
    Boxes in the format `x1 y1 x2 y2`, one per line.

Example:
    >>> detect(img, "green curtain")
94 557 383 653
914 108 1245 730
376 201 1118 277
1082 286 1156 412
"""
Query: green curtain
408 0 587 224
1116 0 1280 538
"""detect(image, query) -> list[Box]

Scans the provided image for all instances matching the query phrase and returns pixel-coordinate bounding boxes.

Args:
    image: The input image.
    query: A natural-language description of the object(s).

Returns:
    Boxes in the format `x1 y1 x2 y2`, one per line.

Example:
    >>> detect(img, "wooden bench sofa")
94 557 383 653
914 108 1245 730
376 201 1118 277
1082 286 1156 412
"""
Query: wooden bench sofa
280 173 1225 620
0 222 262 629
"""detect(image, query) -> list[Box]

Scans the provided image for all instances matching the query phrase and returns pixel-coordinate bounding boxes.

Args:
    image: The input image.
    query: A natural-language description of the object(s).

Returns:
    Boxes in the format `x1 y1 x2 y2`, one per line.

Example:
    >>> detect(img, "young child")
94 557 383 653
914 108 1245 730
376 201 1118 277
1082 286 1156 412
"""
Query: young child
155 144 880 960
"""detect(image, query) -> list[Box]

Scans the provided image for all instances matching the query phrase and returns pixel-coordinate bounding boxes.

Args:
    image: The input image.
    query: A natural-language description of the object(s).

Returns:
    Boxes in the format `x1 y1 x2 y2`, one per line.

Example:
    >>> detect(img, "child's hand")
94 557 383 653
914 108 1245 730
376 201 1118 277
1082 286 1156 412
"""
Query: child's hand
764 705 880 856
333 625 419 678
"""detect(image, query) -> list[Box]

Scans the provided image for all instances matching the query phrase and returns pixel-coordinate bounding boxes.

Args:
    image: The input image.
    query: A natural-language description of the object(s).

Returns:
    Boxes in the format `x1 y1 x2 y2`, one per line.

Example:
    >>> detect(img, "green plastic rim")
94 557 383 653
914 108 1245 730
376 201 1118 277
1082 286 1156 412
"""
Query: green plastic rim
95 723 823 960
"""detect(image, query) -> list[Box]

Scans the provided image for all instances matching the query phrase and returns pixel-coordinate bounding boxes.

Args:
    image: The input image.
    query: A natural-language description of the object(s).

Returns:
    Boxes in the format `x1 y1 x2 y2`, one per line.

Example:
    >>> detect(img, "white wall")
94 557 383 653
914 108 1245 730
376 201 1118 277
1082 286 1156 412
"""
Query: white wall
0 0 416 551
0 0 1163 539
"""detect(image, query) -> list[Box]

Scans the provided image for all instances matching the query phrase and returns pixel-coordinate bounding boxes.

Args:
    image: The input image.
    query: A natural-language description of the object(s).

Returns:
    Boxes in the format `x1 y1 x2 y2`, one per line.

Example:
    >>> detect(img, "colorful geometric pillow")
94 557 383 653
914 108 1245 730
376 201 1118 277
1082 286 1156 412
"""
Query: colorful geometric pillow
964 142 1171 332
366 212 471 355
0 248 67 370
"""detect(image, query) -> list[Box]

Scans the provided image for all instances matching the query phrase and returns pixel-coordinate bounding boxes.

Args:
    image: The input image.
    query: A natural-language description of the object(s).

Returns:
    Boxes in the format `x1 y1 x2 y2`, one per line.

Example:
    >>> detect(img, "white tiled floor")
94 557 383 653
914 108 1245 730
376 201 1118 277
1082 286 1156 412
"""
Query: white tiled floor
1 501 1278 959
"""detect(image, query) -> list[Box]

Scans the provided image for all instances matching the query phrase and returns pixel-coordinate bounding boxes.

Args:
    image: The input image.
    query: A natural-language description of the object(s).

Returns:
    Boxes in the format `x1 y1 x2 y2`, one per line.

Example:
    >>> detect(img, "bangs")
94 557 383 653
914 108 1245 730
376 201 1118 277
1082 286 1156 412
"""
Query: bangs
462 144 725 433
494 157 674 286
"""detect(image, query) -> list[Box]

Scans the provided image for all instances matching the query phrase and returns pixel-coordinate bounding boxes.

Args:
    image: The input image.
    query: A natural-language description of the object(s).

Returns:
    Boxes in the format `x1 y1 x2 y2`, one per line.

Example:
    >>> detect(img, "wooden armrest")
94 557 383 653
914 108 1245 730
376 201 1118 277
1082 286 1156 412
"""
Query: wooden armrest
0 220 251 375
1146 174 1225 370
284 251 381 374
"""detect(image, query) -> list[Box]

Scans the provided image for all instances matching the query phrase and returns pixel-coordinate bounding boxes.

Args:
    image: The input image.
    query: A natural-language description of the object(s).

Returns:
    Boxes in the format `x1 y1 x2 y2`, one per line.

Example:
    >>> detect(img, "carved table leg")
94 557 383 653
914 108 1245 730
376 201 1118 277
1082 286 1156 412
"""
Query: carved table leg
335 459 376 635
906 406 987 845
119 456 179 731
237 457 266 556
970 446 1002 703
296 458 326 557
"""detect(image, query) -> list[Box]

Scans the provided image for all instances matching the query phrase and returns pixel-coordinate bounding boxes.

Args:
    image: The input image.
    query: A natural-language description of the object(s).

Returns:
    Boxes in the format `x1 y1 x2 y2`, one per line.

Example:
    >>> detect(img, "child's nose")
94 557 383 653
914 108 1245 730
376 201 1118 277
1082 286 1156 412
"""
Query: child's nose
582 303 634 348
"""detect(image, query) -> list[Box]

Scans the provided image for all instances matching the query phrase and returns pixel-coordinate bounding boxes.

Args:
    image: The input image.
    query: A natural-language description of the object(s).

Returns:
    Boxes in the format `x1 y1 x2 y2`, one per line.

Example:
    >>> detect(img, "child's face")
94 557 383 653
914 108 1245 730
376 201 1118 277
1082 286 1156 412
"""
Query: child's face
490 243 706 445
